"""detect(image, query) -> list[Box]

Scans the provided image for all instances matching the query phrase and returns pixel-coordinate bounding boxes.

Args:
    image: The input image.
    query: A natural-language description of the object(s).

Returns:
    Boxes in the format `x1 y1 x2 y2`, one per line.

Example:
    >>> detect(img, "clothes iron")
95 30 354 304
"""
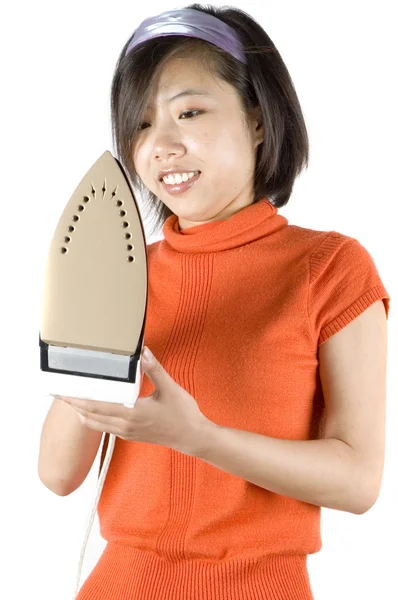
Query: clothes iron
39 150 148 597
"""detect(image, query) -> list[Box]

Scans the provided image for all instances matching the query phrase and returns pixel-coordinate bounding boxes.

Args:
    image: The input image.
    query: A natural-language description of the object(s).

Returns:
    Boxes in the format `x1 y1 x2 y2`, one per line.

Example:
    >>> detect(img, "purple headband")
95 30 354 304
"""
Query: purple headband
125 8 247 65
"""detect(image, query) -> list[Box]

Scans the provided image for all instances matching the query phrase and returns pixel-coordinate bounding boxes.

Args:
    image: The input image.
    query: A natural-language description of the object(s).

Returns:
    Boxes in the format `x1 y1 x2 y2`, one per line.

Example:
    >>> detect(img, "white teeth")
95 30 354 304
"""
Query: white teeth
162 171 199 185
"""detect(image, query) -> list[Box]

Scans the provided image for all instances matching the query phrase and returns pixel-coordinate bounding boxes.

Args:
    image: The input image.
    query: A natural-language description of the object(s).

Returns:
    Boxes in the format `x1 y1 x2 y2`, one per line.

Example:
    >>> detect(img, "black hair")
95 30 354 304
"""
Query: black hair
110 3 309 236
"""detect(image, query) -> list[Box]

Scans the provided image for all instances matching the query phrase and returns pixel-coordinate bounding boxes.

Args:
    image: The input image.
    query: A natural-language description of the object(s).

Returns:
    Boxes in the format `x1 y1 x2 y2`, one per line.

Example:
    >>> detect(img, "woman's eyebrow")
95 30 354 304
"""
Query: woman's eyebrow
147 89 212 109
168 89 211 102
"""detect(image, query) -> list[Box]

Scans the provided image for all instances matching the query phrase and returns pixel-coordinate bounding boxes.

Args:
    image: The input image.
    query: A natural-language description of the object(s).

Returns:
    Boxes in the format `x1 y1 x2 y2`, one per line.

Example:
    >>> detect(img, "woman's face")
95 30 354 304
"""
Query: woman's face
132 55 264 230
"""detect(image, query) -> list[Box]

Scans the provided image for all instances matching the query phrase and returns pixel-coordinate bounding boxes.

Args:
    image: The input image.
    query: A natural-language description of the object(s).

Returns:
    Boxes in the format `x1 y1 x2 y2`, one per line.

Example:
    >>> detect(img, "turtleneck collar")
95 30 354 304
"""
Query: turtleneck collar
162 198 288 253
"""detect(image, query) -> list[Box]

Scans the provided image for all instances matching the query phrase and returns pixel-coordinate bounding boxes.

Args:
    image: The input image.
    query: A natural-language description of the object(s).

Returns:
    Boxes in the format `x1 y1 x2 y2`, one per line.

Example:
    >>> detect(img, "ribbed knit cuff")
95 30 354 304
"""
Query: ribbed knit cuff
319 283 390 346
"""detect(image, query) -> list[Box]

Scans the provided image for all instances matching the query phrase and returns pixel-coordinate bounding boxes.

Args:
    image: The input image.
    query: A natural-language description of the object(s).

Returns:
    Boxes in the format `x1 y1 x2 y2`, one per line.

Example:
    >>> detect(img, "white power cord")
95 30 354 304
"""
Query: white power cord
71 360 143 599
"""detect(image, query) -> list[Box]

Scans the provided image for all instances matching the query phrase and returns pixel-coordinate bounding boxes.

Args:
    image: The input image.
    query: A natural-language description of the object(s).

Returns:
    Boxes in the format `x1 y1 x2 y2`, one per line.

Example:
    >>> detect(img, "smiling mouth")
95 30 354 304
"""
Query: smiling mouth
159 171 201 183
160 171 202 194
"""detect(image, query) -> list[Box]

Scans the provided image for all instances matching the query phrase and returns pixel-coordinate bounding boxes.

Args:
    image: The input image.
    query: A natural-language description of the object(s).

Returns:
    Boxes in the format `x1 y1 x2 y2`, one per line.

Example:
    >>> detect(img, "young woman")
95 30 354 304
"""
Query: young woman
59 4 390 599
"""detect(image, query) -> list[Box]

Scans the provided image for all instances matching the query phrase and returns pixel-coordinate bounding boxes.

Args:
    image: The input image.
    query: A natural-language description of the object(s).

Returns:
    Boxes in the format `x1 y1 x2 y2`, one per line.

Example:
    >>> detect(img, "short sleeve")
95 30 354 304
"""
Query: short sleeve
308 232 390 347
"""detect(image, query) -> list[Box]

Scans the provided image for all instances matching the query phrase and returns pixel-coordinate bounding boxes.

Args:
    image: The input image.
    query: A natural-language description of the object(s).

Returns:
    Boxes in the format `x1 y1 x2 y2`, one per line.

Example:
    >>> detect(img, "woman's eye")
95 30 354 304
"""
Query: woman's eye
137 110 203 131
180 109 203 119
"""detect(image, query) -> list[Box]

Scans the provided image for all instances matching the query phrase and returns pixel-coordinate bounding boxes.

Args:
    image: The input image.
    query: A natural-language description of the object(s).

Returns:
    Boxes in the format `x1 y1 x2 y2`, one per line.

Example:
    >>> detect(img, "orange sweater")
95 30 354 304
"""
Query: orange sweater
77 198 390 600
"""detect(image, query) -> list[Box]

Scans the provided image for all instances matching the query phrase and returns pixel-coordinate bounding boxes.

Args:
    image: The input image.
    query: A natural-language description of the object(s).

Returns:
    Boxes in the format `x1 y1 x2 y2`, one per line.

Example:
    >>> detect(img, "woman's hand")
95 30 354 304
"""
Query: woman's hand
53 346 213 458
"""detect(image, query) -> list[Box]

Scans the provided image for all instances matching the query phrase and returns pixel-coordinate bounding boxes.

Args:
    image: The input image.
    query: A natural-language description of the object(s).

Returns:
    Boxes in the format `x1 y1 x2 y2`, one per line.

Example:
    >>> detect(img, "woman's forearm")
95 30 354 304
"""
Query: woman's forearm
195 422 372 514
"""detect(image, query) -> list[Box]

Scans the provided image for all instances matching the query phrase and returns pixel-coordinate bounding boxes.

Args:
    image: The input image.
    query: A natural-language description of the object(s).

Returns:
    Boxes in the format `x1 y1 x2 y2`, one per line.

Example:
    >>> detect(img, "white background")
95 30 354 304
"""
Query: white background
1 1 396 598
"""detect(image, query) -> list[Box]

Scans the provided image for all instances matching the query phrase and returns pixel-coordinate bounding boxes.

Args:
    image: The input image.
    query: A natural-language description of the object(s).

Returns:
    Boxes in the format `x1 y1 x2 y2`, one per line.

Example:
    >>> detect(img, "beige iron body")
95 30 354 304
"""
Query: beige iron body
39 150 148 598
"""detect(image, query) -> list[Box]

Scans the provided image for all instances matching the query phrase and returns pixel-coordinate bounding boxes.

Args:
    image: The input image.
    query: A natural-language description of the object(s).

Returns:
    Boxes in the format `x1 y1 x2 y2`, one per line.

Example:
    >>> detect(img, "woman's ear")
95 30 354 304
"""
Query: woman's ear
249 105 264 148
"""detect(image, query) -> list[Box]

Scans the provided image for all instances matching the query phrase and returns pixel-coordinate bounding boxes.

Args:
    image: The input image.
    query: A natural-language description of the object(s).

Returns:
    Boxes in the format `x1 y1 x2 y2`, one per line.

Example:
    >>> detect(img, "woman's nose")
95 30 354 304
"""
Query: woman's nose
152 132 186 161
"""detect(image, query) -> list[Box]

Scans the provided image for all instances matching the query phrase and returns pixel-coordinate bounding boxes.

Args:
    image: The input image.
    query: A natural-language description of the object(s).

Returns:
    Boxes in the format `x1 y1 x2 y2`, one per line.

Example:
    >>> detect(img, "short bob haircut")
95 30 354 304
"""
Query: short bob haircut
110 3 309 237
